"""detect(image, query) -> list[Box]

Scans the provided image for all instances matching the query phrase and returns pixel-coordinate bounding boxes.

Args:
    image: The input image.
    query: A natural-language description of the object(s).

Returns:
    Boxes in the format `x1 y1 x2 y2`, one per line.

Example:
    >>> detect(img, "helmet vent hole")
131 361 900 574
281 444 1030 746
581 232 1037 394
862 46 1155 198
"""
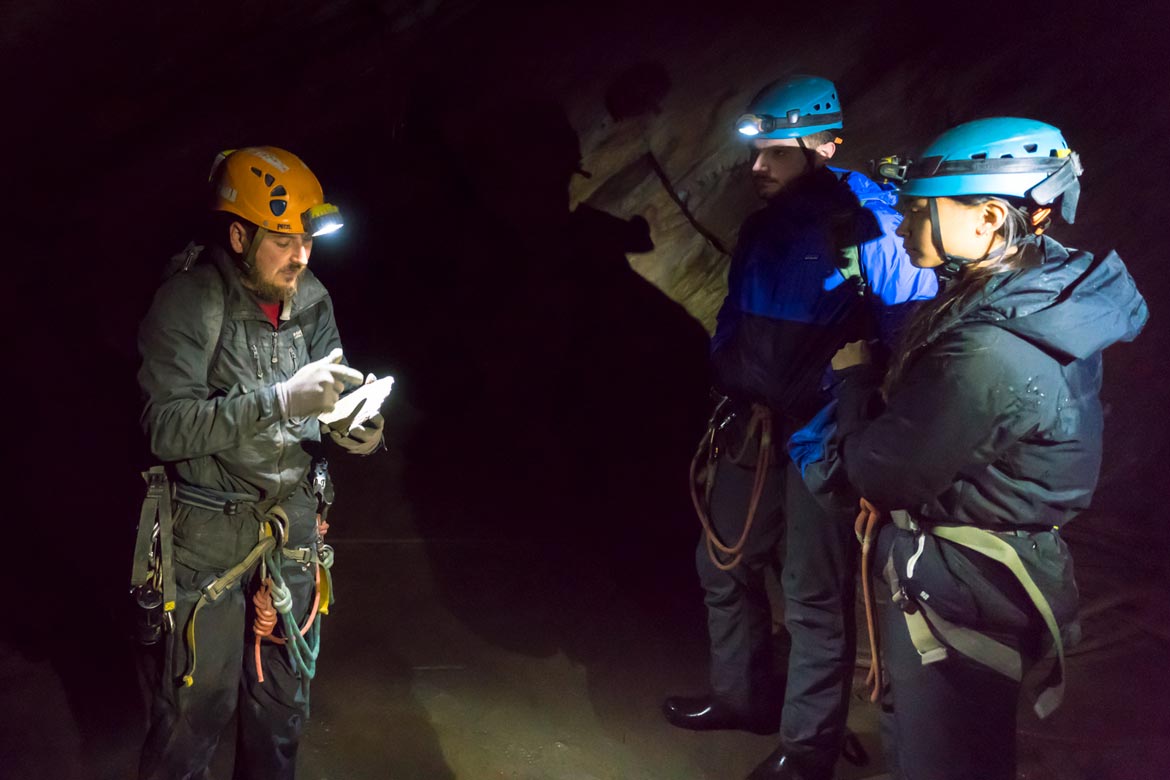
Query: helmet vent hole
264 173 275 187
270 199 288 216
271 185 287 197
826 101 832 108
250 167 263 178
814 103 821 110
1024 143 1038 153
1000 154 1013 158
971 153 988 159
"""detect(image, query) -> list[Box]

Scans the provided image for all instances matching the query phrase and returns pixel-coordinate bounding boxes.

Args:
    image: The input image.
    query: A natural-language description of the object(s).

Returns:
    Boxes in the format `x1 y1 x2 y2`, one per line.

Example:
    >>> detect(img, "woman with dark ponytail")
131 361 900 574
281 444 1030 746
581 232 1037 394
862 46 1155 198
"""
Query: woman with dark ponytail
805 118 1148 779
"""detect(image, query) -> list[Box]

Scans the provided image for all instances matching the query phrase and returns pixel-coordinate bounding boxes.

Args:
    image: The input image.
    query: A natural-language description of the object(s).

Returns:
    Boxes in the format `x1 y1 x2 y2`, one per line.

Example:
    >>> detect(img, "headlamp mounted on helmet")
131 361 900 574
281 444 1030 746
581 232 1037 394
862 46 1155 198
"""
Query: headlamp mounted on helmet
877 151 1084 223
302 203 345 237
736 108 844 137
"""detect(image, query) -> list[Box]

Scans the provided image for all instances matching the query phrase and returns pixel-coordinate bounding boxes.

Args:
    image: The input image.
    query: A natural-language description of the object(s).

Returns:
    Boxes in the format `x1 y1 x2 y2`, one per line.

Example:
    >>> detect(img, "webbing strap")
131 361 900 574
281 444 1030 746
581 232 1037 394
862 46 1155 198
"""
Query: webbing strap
158 481 176 611
130 468 166 587
930 524 1065 719
883 555 948 664
201 536 277 603
884 533 1023 681
181 506 288 688
917 601 1022 681
133 467 177 612
887 513 1024 678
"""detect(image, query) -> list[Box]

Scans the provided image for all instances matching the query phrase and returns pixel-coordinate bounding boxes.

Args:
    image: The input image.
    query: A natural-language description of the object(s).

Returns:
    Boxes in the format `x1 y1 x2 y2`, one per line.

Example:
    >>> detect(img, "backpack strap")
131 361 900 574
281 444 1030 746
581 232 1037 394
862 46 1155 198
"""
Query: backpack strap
165 242 230 375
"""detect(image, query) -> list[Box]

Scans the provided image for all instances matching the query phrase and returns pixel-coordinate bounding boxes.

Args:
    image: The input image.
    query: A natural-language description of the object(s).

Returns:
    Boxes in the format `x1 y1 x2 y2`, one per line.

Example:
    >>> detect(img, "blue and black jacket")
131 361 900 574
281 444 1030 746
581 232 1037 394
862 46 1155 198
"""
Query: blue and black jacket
712 166 937 417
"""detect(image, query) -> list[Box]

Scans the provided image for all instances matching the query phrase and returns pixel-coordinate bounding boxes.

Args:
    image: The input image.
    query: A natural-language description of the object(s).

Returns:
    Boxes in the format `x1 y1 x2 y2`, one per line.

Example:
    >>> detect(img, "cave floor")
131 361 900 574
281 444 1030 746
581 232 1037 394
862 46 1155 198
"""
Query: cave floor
5 438 1169 780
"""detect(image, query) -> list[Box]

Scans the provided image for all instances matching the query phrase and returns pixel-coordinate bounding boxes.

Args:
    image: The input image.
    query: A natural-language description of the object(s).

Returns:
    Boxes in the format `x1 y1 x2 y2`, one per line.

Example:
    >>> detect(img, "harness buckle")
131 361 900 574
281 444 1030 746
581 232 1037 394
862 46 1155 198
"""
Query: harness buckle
146 469 168 496
891 585 919 614
200 576 223 603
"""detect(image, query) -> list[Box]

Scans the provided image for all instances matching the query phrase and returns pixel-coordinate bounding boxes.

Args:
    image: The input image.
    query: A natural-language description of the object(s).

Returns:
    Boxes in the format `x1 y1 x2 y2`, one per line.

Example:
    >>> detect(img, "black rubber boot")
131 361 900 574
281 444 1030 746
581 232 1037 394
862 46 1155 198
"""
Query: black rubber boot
662 694 781 735
745 745 836 780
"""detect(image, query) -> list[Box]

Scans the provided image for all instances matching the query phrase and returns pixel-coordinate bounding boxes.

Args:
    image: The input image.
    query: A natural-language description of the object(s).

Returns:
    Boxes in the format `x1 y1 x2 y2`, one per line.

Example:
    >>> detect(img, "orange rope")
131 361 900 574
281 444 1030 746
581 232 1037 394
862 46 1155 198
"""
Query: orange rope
856 497 885 702
253 566 322 683
252 510 329 683
690 404 773 571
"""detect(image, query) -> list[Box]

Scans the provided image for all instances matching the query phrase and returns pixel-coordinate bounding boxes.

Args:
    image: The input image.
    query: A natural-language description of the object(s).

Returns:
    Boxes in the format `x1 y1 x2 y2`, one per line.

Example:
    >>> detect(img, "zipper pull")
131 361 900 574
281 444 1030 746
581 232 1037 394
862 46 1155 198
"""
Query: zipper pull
271 331 279 364
250 344 263 379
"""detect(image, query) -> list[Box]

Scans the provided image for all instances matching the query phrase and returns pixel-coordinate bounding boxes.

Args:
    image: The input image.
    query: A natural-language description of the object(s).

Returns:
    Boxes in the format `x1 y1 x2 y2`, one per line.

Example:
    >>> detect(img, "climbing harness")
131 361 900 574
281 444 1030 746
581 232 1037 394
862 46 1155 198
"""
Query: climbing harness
690 399 774 571
130 465 338 698
856 503 1067 718
177 495 336 699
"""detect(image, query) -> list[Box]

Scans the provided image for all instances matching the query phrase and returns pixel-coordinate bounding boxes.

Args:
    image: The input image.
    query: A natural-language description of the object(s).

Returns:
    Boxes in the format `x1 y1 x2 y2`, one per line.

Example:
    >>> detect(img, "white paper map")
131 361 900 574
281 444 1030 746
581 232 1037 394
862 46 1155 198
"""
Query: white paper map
319 376 395 434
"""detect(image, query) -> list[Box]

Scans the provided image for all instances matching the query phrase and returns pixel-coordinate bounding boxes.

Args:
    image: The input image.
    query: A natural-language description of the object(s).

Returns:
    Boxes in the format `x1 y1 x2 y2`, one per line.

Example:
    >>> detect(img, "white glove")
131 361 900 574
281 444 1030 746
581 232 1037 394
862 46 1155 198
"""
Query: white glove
329 413 385 455
274 348 363 420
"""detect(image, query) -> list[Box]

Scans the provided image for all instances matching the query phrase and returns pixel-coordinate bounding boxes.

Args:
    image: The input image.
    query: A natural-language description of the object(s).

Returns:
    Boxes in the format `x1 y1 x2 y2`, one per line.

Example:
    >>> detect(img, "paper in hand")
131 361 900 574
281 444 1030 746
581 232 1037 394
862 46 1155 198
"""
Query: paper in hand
319 376 395 435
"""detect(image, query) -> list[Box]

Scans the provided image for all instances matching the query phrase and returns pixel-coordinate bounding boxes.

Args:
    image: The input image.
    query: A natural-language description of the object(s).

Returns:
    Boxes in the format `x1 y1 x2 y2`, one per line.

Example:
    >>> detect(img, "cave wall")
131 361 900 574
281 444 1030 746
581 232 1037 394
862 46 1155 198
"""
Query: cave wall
7 0 1169 614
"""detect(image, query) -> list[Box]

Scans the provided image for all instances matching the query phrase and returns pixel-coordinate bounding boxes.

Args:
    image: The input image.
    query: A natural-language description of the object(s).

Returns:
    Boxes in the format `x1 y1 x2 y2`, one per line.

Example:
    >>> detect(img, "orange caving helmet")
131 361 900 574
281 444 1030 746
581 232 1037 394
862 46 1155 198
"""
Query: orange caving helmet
209 147 343 236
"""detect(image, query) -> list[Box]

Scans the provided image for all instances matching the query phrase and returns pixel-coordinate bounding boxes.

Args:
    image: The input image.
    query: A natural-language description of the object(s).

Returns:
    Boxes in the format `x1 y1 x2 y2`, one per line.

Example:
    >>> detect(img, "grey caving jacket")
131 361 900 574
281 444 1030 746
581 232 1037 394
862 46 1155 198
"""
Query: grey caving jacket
138 243 342 504
802 235 1148 634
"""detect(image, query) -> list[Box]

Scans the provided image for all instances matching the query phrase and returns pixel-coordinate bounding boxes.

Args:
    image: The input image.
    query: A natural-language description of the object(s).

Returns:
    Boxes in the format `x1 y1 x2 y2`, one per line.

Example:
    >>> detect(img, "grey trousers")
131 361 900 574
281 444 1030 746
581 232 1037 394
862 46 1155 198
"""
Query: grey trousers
696 454 858 763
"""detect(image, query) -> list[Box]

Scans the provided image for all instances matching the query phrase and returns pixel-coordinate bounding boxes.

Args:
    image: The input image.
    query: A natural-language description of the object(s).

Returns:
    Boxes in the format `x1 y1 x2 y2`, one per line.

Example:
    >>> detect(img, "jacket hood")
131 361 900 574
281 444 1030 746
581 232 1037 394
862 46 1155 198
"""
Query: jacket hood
832 167 900 209
765 167 898 219
968 236 1148 360
203 243 330 318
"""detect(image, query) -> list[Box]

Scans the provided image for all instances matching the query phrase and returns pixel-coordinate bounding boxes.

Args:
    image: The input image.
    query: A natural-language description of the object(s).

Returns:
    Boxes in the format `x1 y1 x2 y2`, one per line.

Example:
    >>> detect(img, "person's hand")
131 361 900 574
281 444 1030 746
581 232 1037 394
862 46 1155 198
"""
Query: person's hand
831 340 873 371
329 413 385 455
275 348 363 419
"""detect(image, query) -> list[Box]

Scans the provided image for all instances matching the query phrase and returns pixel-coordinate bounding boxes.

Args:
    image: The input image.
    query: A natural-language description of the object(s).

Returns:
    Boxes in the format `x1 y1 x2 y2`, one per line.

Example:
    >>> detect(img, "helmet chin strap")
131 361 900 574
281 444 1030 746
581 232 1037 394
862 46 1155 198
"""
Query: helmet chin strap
928 198 1009 286
796 135 819 177
239 226 268 272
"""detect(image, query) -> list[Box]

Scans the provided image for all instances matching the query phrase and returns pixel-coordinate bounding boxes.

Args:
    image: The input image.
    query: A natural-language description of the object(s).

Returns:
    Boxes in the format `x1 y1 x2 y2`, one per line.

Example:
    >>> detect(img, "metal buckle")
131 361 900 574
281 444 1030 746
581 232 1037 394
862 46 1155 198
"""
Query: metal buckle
200 577 223 602
892 585 919 615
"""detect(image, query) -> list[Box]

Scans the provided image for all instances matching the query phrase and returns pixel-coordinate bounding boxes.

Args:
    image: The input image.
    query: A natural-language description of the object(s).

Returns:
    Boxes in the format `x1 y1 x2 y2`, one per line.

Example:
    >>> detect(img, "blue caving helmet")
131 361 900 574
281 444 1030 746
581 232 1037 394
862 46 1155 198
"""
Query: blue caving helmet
736 75 844 139
898 117 1083 224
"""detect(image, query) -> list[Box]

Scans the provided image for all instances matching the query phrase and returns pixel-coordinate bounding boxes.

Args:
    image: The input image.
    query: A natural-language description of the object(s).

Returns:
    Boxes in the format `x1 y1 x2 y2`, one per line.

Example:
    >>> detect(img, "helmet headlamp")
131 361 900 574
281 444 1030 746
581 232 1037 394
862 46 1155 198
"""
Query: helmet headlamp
736 109 809 137
302 203 345 237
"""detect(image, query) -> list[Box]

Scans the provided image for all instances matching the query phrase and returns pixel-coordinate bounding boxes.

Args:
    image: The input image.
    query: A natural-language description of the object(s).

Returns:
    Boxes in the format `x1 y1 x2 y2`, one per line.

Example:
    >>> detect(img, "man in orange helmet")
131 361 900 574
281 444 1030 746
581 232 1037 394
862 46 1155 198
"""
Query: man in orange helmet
135 146 383 779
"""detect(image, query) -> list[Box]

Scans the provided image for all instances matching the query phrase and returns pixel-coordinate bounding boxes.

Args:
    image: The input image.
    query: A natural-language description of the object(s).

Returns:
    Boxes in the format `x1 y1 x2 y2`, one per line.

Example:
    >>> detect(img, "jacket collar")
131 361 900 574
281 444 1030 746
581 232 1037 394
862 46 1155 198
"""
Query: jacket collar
204 243 329 323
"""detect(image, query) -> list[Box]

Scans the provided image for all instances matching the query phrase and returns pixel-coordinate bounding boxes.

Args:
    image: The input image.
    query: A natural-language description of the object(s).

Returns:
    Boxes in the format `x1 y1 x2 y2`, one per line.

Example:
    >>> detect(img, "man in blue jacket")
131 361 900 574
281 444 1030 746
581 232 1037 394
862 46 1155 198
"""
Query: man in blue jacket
662 76 937 780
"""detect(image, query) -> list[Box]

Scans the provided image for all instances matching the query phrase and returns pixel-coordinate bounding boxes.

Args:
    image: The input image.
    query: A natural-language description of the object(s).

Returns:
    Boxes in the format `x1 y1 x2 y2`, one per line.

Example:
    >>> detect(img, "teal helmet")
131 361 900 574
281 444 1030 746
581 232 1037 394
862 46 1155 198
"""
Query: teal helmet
897 117 1083 223
735 75 843 139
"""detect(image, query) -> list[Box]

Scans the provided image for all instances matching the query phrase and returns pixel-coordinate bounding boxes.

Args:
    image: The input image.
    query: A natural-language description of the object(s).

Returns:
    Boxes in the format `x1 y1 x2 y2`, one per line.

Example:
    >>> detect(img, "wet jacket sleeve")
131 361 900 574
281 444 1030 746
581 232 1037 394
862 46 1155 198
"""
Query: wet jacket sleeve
839 325 1042 509
138 273 282 462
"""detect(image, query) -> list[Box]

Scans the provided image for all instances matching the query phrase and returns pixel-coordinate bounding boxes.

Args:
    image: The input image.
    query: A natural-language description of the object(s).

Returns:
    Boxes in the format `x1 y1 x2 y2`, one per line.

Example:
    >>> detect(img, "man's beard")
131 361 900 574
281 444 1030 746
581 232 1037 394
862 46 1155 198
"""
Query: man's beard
244 263 300 303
